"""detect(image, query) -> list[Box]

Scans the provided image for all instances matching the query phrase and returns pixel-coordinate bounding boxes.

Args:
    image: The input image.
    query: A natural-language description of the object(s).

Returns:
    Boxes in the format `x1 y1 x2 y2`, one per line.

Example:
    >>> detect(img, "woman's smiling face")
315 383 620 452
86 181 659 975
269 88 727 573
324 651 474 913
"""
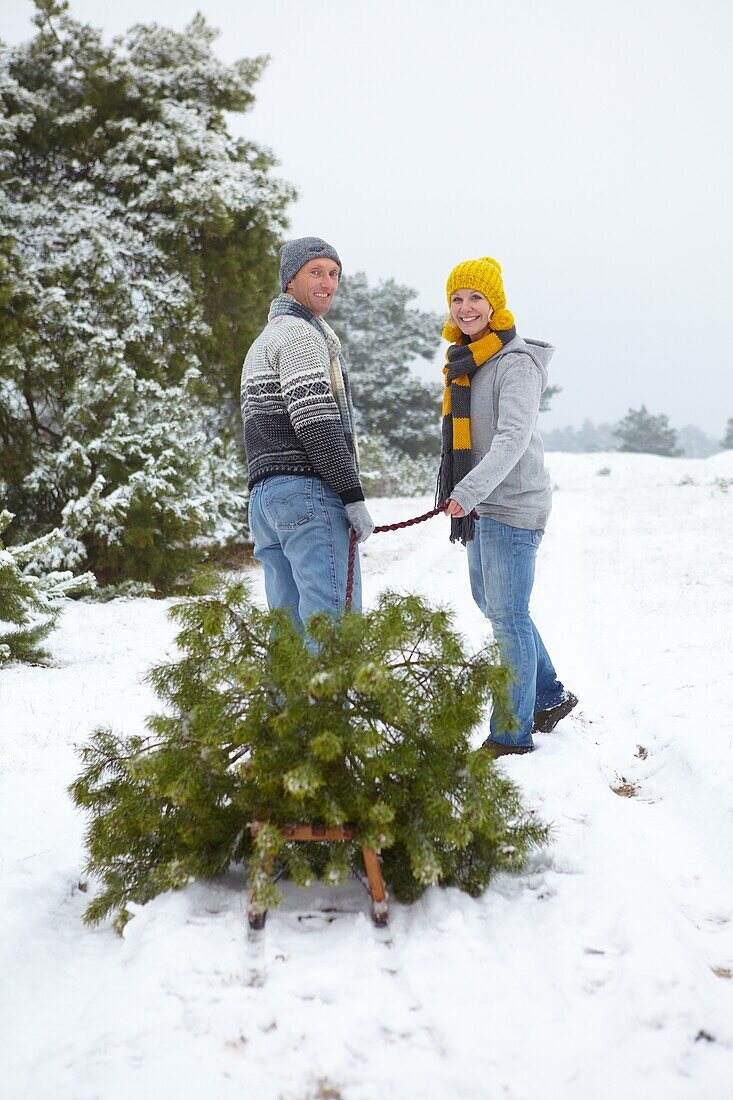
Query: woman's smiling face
449 289 492 341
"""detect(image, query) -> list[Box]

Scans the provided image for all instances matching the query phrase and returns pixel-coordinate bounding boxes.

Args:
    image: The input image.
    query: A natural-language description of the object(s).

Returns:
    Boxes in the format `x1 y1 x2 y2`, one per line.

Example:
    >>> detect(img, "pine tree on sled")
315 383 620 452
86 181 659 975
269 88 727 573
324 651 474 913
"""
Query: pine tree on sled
71 578 548 935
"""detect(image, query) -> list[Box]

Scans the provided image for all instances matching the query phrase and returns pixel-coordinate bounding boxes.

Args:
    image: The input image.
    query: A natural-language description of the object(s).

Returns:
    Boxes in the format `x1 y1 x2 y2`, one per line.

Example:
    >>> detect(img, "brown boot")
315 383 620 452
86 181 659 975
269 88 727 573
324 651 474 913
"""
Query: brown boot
533 692 578 734
480 738 534 759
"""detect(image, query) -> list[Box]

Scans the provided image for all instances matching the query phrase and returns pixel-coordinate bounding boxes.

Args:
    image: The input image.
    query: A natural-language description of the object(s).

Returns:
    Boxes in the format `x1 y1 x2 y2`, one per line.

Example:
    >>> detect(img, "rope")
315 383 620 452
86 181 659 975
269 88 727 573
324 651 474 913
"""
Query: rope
345 504 446 612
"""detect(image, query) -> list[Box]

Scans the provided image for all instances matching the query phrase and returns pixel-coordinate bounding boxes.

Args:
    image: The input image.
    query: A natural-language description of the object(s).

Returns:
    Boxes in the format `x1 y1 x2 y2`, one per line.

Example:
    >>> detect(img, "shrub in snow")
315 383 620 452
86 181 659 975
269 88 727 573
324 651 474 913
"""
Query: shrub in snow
83 580 157 602
70 579 548 932
0 1 291 588
0 510 95 663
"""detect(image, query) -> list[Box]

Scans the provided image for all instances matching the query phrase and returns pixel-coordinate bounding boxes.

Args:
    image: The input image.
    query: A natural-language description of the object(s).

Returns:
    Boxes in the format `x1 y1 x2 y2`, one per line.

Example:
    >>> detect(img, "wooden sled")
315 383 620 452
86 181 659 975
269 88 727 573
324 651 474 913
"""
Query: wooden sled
247 822 388 930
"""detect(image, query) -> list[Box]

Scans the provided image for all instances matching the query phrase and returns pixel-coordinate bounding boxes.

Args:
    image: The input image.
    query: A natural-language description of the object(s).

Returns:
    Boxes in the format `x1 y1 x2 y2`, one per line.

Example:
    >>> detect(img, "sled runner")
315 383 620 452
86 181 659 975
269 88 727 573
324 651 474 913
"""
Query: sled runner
247 821 388 929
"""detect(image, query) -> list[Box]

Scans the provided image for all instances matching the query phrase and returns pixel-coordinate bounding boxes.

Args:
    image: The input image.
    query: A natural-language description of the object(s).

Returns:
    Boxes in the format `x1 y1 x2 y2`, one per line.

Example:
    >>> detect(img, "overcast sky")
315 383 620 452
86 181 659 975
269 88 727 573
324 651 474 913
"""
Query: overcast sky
3 0 733 435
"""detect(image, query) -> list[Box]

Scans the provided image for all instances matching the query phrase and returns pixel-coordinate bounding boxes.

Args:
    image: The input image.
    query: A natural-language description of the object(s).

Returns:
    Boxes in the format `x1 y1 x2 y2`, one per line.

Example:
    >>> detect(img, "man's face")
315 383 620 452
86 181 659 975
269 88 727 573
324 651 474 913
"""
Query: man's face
286 257 340 315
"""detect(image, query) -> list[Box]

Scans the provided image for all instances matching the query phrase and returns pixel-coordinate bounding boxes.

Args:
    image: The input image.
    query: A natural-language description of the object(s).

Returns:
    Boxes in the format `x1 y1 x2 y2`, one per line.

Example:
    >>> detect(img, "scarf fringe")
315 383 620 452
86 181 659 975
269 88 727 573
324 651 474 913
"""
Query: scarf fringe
435 458 476 546
435 452 452 513
450 514 476 545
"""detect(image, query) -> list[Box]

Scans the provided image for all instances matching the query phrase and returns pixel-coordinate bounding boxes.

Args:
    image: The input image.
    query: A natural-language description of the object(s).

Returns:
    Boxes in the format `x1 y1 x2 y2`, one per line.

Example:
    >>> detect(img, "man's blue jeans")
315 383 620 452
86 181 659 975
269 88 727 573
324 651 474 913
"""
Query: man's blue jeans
467 517 565 747
249 475 361 644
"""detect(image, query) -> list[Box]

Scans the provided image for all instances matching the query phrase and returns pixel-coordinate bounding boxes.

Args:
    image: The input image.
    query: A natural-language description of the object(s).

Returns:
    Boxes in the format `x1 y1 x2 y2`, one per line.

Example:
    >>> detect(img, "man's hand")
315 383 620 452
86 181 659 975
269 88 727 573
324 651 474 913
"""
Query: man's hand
444 498 467 518
345 501 375 543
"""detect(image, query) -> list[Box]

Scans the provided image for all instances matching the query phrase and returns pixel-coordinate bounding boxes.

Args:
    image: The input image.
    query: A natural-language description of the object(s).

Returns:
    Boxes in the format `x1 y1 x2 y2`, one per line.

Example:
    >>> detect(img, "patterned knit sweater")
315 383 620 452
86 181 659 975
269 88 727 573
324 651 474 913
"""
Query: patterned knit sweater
241 298 364 504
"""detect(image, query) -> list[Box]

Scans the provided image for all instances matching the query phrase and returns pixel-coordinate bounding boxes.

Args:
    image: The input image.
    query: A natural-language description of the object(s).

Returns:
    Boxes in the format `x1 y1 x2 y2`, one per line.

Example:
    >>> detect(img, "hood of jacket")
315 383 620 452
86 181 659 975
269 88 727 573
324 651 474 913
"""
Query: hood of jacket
492 334 554 393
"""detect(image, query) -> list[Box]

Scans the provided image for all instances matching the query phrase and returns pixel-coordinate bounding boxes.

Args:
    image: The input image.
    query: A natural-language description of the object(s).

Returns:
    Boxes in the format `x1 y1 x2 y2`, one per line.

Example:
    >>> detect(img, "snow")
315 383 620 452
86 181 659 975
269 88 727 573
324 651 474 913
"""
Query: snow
2 451 732 1100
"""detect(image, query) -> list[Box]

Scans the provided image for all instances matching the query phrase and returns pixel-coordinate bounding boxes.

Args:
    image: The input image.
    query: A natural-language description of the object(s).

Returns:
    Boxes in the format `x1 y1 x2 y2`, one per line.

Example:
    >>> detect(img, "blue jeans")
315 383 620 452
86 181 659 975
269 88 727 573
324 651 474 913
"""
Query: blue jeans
467 517 565 747
248 475 361 645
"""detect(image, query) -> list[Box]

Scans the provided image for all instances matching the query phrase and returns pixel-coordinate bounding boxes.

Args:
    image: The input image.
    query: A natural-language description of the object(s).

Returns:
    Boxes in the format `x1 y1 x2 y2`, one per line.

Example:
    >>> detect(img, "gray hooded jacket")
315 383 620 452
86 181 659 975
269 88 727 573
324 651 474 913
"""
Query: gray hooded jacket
448 334 554 530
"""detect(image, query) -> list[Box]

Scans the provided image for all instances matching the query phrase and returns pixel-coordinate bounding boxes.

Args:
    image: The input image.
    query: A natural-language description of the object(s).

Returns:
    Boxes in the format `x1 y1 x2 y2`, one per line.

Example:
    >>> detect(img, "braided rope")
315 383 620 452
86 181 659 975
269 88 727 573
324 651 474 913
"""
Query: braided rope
345 504 446 612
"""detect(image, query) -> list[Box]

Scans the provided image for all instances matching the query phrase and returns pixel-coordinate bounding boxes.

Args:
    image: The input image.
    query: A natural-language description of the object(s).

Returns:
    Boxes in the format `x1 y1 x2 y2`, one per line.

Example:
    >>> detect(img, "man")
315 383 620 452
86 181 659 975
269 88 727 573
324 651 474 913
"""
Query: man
241 236 374 639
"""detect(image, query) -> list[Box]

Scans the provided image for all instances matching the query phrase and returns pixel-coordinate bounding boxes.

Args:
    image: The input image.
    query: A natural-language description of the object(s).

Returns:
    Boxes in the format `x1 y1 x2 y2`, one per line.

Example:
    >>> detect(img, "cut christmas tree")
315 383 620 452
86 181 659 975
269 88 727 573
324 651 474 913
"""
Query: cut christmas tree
70 579 549 932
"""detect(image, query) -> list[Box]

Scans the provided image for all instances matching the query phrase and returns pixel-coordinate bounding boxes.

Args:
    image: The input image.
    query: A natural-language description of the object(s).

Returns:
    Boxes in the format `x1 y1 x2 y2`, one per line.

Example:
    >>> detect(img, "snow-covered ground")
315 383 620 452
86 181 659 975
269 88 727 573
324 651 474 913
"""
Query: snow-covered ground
2 452 732 1100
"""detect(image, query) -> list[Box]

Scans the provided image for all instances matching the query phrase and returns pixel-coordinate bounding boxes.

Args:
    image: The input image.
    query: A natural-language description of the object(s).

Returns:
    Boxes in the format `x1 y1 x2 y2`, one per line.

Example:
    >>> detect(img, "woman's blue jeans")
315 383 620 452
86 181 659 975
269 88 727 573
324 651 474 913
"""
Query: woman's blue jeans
249 475 361 646
467 517 565 747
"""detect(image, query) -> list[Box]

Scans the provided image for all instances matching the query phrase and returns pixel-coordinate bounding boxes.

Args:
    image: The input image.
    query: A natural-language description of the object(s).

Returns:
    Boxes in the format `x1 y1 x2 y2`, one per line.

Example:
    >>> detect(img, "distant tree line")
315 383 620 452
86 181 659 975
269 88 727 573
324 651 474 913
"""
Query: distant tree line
722 418 733 449
542 408 731 458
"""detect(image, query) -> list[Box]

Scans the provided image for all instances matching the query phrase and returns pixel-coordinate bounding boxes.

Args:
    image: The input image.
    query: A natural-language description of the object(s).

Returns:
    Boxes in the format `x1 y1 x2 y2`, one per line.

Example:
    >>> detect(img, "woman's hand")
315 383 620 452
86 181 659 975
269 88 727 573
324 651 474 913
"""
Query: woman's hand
444 498 466 518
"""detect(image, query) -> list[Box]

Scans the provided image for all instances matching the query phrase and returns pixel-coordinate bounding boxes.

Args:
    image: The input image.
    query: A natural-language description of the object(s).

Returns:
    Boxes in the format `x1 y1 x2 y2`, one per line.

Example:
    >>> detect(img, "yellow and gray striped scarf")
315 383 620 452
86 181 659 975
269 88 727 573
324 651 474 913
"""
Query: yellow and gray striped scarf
436 324 516 544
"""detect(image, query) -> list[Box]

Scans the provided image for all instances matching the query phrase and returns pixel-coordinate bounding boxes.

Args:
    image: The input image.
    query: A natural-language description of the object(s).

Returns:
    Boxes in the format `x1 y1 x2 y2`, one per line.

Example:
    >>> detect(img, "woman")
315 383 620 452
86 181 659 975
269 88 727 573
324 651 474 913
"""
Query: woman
437 256 576 757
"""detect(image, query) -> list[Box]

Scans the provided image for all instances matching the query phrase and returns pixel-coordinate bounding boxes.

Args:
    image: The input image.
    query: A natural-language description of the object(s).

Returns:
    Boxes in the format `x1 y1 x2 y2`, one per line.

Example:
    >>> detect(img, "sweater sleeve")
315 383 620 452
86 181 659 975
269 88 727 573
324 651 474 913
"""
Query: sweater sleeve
276 322 364 504
449 358 542 514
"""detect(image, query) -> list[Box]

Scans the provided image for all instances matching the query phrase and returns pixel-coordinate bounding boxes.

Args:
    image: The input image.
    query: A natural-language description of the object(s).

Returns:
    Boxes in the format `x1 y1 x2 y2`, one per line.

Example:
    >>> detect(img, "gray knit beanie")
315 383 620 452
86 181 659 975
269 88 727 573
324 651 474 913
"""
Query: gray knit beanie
279 237 342 292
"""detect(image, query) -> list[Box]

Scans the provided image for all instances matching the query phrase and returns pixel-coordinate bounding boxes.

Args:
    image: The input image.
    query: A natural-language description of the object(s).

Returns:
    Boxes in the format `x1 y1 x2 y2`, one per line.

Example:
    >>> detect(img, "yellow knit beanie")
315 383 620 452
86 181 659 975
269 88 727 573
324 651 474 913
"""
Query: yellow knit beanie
442 256 515 343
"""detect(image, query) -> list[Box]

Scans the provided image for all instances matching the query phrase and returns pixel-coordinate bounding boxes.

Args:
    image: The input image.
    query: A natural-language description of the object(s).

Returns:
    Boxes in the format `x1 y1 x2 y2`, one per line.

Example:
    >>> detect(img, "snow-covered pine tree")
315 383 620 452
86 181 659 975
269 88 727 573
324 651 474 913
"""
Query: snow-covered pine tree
328 273 443 460
70 578 548 931
51 372 252 586
0 509 95 663
613 405 681 456
0 1 292 588
357 433 438 497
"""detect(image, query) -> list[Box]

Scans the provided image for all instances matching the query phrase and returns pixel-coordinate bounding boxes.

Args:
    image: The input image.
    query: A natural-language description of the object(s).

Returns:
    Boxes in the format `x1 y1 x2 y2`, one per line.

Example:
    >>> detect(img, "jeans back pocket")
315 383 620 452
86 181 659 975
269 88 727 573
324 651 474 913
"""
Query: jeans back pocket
263 475 315 530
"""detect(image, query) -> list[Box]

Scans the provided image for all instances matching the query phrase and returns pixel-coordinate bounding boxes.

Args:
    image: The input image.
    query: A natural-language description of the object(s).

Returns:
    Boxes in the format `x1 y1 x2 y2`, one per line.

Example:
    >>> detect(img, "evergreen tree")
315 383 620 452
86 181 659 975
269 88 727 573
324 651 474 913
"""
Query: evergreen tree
0 1 292 587
358 434 436 497
676 425 721 459
613 405 681 456
721 419 733 449
540 384 561 414
70 579 547 931
0 509 95 663
328 273 443 459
